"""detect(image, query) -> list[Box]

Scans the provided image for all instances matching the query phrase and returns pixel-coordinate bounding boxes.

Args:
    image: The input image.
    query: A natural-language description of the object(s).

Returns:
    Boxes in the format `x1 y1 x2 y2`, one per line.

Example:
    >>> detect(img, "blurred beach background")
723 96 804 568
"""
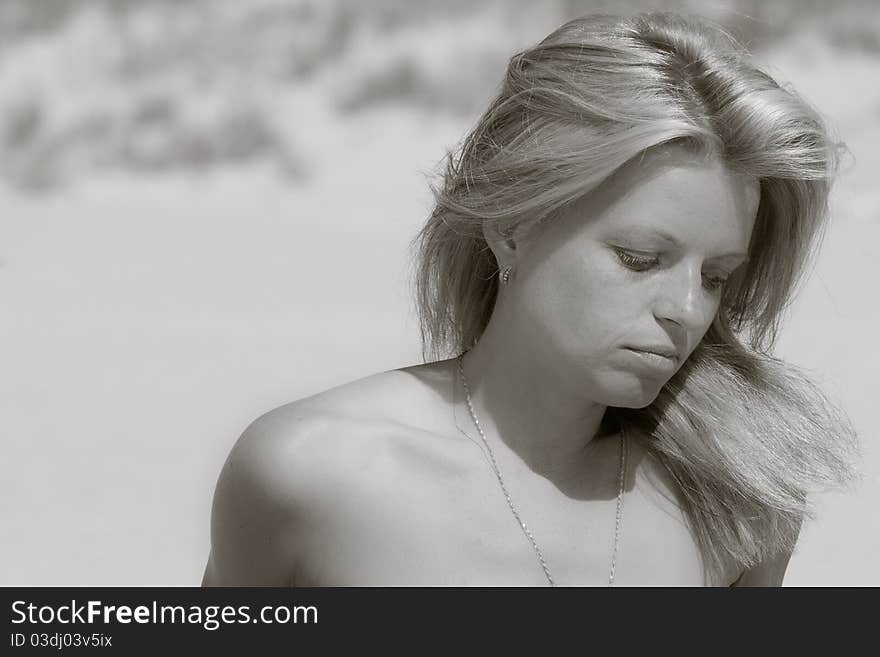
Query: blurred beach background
1 0 877 585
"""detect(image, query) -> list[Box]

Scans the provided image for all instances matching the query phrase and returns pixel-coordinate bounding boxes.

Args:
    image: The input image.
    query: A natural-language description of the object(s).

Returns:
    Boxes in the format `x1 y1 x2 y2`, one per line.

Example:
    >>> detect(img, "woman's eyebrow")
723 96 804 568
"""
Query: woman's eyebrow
616 227 748 259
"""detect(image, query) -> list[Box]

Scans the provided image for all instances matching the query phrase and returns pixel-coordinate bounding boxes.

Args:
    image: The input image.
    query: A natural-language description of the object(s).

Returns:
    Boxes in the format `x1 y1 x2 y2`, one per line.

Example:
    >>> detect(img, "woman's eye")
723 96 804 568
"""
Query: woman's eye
616 249 729 291
615 250 657 270
703 274 728 291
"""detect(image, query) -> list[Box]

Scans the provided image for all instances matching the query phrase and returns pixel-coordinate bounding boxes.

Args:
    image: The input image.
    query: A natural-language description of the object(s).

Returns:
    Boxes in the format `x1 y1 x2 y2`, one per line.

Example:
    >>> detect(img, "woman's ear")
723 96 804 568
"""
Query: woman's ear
482 221 520 263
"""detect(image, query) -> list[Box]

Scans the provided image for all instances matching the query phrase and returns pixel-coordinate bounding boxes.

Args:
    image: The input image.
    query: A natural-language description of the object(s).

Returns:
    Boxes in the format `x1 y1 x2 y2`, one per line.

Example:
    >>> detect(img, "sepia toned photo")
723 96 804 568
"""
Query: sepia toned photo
1 0 875 589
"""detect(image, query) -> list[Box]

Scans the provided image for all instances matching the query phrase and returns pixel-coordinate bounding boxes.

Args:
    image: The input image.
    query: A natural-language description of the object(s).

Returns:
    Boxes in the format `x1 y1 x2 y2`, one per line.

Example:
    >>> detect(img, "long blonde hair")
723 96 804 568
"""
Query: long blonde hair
410 11 861 584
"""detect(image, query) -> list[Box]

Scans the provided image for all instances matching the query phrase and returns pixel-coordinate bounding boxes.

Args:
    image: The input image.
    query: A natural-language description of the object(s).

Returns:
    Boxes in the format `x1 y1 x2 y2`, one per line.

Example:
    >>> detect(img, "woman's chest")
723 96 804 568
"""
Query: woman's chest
295 436 712 586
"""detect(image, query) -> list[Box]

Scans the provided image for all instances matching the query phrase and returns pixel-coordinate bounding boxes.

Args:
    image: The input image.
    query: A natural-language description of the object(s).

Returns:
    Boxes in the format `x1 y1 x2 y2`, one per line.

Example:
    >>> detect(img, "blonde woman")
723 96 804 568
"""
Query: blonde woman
203 12 859 587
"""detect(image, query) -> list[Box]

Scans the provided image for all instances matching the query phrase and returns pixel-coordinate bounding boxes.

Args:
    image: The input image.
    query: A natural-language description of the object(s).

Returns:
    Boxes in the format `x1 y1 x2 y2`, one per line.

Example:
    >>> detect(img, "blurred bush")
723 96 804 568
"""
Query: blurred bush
0 0 876 192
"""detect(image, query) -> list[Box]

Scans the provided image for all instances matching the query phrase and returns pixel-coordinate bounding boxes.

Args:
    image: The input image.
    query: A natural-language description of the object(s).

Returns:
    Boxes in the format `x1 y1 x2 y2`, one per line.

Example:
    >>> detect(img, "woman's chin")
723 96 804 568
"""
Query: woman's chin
599 377 665 408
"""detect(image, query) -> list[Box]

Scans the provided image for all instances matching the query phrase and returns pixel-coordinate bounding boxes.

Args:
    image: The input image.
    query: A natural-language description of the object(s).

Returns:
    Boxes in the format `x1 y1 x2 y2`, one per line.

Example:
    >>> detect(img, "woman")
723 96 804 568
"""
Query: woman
202 11 860 587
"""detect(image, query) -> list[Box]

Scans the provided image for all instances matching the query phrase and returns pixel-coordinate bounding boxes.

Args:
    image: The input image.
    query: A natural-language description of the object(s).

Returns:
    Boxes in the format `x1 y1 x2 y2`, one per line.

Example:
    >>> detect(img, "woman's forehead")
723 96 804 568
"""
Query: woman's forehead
523 148 761 262
568 146 761 232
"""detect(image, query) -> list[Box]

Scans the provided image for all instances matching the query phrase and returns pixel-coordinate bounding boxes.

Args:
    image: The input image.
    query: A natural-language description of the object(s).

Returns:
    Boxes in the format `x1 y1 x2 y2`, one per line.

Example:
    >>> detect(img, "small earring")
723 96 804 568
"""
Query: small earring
499 265 513 285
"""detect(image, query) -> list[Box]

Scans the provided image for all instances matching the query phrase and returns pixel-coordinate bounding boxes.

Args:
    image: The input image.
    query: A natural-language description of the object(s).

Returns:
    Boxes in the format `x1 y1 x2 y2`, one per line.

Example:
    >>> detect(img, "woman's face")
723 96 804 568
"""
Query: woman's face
506 145 760 407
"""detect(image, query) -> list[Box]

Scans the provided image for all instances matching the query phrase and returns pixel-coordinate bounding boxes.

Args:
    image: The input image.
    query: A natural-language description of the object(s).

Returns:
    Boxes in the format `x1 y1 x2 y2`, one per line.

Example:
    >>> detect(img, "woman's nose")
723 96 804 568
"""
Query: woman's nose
653 263 711 331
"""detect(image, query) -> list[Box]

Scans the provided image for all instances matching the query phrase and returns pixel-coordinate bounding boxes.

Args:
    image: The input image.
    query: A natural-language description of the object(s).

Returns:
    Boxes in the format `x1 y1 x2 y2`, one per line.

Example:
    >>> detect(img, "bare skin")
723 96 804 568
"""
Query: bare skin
203 360 732 586
203 145 794 586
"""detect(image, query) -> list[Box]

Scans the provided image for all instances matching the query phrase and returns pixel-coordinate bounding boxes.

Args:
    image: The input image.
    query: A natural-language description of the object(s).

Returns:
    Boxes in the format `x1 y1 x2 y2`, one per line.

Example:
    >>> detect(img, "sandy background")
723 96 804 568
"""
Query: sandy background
1 0 877 585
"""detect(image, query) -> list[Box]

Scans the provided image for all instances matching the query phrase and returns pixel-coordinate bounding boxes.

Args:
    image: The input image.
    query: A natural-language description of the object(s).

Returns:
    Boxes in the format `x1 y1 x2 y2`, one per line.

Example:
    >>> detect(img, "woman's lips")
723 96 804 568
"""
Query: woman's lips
626 345 678 359
622 347 679 374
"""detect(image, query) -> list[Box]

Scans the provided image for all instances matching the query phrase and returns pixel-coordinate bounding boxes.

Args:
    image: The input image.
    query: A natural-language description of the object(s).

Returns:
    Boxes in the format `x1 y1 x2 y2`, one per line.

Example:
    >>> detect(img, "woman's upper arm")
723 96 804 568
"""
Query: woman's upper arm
202 410 325 586
729 513 804 587
728 548 794 587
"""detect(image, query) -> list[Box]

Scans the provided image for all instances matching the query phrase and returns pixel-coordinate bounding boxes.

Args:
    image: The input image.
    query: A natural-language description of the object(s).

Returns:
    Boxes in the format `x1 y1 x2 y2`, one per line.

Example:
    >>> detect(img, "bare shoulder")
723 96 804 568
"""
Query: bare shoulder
287 359 457 427
202 360 459 586
201 407 340 586
233 358 457 488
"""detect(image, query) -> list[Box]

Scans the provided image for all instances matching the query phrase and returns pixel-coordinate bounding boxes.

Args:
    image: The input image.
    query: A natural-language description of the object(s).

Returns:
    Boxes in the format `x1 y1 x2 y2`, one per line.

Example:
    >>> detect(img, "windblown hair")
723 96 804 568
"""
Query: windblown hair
410 11 861 585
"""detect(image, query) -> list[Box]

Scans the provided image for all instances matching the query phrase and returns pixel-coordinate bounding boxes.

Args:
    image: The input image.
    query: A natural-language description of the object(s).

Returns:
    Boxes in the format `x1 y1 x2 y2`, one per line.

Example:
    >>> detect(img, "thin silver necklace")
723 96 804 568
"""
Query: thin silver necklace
457 352 627 587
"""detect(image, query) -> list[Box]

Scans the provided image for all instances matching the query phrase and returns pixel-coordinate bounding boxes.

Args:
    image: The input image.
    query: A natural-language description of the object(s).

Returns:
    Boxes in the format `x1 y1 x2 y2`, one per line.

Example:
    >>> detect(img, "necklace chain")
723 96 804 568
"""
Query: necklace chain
457 352 627 587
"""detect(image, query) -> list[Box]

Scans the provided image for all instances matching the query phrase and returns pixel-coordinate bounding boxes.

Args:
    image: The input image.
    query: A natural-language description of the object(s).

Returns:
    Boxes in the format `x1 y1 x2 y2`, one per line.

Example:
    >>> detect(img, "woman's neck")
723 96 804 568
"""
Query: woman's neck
457 321 611 483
